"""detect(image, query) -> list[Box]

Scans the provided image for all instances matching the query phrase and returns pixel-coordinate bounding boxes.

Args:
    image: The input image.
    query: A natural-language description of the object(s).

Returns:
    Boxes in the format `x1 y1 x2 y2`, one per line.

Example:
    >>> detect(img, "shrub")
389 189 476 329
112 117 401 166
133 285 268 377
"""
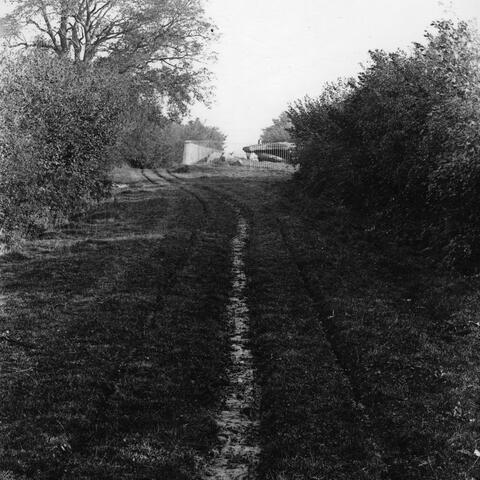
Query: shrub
156 118 226 167
289 20 480 268
113 101 170 169
113 116 226 168
288 81 354 196
0 52 128 240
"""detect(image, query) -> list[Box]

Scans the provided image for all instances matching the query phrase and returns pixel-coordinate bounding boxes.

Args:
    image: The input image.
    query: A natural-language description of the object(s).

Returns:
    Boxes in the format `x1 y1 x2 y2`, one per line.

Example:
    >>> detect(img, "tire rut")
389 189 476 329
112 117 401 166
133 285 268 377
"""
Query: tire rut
204 213 260 480
192 181 389 478
153 169 211 218
138 169 216 325
275 217 391 477
155 173 262 479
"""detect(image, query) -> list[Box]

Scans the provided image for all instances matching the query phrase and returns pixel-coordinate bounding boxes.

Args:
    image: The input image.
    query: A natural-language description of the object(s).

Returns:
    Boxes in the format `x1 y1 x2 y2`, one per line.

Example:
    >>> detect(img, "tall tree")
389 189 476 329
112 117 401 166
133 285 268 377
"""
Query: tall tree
0 0 217 114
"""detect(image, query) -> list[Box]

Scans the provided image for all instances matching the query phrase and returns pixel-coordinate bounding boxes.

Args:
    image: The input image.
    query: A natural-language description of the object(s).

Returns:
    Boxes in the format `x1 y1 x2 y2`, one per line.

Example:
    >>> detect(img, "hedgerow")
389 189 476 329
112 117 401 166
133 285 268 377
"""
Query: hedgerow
0 52 129 241
289 21 480 269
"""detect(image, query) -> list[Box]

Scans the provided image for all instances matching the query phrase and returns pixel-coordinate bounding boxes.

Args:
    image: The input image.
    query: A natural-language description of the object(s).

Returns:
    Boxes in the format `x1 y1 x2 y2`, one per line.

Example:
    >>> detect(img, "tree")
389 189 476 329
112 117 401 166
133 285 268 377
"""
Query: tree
0 51 129 239
0 0 217 115
115 117 226 168
289 20 480 268
0 0 220 242
260 111 293 143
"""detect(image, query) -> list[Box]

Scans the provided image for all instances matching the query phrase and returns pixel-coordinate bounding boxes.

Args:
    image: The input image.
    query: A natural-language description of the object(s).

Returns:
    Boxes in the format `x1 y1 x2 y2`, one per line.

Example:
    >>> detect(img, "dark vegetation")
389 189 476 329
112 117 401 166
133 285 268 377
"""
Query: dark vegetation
280 190 480 479
288 20 480 270
244 194 381 479
0 52 128 241
283 190 480 479
116 117 226 169
0 0 225 244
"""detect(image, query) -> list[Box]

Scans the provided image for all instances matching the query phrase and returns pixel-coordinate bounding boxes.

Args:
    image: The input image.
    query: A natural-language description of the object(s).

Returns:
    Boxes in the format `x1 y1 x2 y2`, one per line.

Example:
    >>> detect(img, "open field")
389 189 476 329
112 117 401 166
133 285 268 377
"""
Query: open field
1 165 480 479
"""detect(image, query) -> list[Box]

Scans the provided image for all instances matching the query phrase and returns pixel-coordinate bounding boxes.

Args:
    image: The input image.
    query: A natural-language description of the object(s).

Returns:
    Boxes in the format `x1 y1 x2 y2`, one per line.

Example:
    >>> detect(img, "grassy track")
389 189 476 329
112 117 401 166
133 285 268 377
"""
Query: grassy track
0 173 236 479
2 165 480 479
192 176 384 478
276 201 480 479
177 167 480 480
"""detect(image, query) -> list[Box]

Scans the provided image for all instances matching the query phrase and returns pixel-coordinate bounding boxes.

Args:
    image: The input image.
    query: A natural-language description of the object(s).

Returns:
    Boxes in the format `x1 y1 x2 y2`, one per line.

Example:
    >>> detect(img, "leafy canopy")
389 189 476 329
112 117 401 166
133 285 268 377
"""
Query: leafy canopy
0 0 217 115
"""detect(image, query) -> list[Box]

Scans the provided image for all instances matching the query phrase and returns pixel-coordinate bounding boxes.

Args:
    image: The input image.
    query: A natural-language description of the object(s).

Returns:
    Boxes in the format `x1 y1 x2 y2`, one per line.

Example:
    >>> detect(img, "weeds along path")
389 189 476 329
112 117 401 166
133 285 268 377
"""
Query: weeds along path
0 171 238 479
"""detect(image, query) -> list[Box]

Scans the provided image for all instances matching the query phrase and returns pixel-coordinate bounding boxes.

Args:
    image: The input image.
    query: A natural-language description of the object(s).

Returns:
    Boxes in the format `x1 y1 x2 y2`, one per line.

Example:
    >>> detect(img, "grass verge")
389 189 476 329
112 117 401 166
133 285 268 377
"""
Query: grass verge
280 188 480 479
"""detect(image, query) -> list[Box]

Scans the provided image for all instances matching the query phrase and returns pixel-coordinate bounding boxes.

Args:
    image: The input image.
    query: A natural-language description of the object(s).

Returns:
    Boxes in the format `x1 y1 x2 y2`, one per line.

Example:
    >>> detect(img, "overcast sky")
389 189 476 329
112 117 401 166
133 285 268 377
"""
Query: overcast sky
190 0 479 152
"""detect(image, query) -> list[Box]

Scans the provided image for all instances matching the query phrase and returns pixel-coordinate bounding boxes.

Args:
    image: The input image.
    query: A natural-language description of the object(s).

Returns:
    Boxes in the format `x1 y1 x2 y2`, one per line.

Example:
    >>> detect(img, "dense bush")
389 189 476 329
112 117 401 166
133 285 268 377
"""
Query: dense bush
113 101 170 169
114 116 226 168
0 52 128 240
289 21 480 269
156 118 226 166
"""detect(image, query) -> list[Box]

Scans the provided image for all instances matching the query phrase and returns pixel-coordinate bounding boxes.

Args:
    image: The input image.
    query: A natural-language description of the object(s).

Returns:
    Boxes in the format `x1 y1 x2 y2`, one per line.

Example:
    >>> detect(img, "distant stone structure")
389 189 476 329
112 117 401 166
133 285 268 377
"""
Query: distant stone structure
183 140 223 165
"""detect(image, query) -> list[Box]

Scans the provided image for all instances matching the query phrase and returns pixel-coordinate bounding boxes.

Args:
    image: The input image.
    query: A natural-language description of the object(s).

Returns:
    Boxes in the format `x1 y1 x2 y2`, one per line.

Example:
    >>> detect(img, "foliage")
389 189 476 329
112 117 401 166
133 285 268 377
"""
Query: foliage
156 118 225 166
0 0 217 116
0 1 221 245
0 51 128 240
115 116 226 168
260 111 293 143
112 100 169 169
289 20 480 269
288 80 353 193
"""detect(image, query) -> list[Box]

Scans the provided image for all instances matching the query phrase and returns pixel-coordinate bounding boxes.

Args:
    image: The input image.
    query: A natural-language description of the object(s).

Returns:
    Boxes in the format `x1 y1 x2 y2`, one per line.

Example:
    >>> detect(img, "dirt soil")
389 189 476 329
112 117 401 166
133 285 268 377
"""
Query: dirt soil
1 165 480 480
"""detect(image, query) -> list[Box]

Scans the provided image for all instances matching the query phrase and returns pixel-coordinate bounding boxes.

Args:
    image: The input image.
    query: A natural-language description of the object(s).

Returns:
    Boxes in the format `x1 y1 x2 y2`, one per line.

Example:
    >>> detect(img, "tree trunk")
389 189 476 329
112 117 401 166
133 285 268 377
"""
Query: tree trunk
59 13 69 56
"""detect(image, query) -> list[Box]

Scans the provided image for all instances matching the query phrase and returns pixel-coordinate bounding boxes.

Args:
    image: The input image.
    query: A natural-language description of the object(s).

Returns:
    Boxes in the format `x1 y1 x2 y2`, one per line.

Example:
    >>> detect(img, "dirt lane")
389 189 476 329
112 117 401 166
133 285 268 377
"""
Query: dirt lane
2 165 479 479
178 167 480 480
186 175 383 479
205 213 260 479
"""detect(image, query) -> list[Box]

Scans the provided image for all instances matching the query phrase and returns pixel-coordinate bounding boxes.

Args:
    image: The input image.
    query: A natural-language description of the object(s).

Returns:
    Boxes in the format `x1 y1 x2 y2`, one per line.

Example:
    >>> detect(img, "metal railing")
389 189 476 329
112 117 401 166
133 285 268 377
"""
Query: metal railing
243 142 297 163
240 158 296 171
